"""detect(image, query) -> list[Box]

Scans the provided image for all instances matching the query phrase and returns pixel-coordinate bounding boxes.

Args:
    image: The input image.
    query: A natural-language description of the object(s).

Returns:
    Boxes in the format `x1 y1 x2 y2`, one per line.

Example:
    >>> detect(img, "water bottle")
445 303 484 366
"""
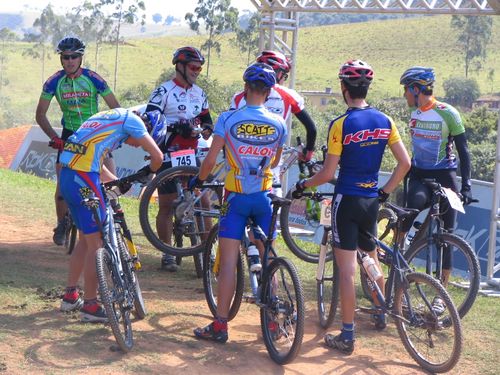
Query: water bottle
362 254 383 282
247 243 262 273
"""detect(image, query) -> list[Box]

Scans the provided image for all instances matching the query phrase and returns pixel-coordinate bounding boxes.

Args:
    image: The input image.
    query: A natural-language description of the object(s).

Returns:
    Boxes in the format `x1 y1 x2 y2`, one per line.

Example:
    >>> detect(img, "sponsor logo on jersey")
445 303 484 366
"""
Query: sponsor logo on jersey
64 141 87 155
62 91 91 99
178 105 186 111
237 145 274 157
415 120 442 131
356 181 377 189
343 128 391 145
81 121 101 129
231 122 281 145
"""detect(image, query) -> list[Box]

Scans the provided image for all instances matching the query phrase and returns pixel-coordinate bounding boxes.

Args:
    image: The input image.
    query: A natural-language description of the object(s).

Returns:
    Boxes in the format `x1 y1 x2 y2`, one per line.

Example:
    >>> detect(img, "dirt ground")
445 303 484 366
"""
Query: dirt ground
0 214 476 374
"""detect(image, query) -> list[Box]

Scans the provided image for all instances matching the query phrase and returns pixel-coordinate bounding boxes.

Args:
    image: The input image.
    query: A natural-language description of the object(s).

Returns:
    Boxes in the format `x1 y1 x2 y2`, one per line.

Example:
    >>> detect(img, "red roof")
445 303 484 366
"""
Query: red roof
0 125 32 168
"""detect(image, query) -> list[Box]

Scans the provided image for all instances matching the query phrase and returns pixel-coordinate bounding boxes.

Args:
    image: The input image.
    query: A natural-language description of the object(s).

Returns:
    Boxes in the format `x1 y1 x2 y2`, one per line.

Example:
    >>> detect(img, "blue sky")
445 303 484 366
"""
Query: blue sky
0 0 255 23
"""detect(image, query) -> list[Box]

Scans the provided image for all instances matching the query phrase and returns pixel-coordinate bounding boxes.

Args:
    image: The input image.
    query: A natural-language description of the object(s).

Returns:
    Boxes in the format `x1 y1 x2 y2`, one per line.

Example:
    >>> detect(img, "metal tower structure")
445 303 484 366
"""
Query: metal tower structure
251 0 500 288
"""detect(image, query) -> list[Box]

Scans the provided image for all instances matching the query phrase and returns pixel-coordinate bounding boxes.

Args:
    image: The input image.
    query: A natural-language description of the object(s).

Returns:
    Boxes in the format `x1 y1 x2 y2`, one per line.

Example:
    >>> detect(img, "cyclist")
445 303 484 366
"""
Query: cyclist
58 108 163 322
231 50 317 166
144 46 214 272
399 66 474 287
191 63 287 343
35 36 120 246
293 60 410 354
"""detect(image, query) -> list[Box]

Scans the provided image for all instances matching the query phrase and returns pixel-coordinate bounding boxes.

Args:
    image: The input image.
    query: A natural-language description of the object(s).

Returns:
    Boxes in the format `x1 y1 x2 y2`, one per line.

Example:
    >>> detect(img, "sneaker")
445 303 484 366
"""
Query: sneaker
371 314 387 330
53 221 67 246
193 322 228 343
324 333 355 354
160 254 178 272
432 296 446 316
60 291 83 312
81 304 109 323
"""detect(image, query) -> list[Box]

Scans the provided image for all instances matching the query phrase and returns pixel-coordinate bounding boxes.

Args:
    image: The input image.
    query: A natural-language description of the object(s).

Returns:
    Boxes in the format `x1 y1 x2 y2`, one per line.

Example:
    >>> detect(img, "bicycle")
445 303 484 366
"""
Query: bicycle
315 193 463 373
63 211 77 254
84 169 150 352
375 178 480 319
202 193 305 365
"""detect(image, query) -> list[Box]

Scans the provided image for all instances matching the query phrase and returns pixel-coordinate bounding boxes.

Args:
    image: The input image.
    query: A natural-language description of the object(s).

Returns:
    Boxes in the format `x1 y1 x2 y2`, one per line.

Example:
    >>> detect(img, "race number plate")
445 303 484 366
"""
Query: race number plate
170 149 196 167
442 187 465 214
320 199 332 226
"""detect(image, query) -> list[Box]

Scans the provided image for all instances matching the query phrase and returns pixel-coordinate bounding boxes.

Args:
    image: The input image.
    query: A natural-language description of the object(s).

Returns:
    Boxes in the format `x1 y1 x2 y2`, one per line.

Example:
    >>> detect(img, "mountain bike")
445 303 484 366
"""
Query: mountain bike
374 179 480 319
85 169 150 352
63 211 77 254
202 194 305 365
315 193 463 373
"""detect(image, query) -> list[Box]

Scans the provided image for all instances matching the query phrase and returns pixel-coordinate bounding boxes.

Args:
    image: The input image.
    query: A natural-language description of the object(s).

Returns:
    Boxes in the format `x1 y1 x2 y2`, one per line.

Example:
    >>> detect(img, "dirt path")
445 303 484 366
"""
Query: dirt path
0 214 474 374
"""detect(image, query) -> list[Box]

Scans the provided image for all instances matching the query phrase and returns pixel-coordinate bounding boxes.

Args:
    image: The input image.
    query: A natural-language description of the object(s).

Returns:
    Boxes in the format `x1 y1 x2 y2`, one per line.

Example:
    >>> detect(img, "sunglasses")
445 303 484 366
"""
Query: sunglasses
186 63 202 72
61 54 81 61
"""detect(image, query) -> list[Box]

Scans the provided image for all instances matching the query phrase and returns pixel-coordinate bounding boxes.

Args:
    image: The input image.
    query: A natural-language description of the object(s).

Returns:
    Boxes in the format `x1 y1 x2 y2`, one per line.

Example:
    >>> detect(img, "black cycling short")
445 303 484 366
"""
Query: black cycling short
331 193 378 252
405 167 458 233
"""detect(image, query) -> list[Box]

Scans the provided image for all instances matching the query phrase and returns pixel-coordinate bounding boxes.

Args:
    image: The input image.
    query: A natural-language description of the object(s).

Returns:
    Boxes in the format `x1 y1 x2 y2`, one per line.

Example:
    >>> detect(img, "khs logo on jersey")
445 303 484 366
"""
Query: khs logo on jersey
343 128 391 145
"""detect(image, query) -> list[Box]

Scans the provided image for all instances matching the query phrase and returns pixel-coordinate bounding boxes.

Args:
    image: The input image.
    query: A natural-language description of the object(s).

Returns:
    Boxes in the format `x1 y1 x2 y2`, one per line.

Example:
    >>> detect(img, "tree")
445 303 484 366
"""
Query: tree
98 0 146 90
443 76 481 108
231 11 260 65
451 16 493 78
152 13 162 24
0 28 17 95
23 5 62 85
185 0 239 77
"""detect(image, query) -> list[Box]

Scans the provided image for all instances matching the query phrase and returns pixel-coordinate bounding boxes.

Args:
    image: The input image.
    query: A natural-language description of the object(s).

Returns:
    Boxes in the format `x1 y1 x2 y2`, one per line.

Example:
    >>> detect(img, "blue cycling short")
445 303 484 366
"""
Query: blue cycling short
59 168 107 234
218 190 276 241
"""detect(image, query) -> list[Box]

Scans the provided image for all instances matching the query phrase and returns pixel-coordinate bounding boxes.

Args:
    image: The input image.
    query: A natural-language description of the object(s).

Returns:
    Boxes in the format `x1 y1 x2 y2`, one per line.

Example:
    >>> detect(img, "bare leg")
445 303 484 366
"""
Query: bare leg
334 248 357 324
215 237 241 319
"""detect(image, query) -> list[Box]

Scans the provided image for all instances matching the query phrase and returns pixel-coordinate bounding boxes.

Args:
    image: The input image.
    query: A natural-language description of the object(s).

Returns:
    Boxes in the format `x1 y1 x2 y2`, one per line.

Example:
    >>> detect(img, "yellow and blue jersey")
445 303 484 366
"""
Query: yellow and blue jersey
328 107 401 197
214 105 287 194
59 108 147 173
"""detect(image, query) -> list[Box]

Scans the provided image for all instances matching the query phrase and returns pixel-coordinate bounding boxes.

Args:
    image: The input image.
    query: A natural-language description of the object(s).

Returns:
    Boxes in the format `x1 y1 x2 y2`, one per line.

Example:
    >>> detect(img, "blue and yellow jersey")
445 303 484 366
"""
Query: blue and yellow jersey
40 68 113 132
327 107 401 197
408 98 465 170
214 105 287 194
59 108 147 173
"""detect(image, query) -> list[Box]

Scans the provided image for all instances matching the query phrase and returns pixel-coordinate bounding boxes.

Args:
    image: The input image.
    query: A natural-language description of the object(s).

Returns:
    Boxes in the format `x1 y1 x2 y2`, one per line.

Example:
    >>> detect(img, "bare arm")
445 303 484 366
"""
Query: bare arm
35 98 58 139
102 92 120 109
101 164 118 182
303 153 339 188
380 140 411 193
199 135 225 181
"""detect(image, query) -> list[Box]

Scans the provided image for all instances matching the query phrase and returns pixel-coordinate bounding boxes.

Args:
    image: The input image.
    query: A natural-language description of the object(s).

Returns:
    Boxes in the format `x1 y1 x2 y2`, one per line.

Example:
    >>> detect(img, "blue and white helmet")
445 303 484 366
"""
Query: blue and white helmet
142 110 167 145
243 63 276 88
400 66 435 88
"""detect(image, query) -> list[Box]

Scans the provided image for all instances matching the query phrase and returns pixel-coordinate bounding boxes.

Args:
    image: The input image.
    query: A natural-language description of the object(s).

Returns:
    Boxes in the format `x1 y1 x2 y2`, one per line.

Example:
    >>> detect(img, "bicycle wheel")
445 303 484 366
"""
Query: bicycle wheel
405 232 480 319
202 225 244 321
117 233 147 319
279 190 332 263
316 231 339 328
64 214 77 255
260 257 305 365
139 165 221 256
394 272 462 373
96 247 134 352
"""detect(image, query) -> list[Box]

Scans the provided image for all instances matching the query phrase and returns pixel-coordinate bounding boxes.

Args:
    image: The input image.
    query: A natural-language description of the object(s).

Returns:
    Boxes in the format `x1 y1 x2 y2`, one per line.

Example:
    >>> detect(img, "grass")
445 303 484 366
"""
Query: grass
0 168 499 374
1 15 500 127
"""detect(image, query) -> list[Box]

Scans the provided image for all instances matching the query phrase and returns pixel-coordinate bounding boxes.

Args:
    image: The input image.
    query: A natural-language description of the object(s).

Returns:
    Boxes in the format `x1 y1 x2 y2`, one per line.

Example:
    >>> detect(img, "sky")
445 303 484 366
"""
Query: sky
0 0 256 23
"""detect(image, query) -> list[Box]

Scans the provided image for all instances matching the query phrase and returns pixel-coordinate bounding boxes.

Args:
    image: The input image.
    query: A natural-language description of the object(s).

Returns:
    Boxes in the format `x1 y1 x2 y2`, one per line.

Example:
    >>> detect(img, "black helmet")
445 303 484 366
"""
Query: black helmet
172 46 205 65
57 36 86 55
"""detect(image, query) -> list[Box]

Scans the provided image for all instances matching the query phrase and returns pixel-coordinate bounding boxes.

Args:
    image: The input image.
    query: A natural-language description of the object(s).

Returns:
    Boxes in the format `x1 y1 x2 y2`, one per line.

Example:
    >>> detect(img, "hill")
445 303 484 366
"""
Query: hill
0 15 499 127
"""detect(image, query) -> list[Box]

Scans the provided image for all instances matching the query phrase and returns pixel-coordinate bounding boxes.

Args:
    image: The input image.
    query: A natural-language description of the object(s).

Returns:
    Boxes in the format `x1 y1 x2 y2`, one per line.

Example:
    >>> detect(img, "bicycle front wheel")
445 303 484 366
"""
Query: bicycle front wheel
405 232 480 319
96 247 134 352
316 232 339 328
394 272 462 373
202 224 244 321
139 166 221 256
279 190 331 263
64 214 77 255
260 257 305 365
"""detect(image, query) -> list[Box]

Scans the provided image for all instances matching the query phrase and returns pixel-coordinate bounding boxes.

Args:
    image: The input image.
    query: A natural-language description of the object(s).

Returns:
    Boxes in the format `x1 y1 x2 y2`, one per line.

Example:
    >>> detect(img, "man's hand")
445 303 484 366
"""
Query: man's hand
188 174 203 191
49 136 65 151
460 186 474 205
298 148 314 162
201 125 213 140
177 120 194 138
378 188 390 203
137 165 153 176
292 179 307 199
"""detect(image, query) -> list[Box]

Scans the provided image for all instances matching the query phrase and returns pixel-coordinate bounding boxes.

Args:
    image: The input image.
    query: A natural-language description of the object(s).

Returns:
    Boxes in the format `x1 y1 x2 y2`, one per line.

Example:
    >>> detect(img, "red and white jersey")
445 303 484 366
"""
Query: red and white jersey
230 83 304 121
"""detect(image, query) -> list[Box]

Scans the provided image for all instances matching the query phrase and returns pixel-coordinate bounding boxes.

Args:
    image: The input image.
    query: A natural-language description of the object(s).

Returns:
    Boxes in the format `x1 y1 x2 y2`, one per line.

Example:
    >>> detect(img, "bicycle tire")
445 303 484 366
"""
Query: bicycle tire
279 190 332 263
64 214 77 255
139 165 220 256
96 247 134 352
394 272 462 373
404 232 480 319
117 232 147 319
260 257 305 365
194 252 203 279
316 232 339 328
202 224 244 321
